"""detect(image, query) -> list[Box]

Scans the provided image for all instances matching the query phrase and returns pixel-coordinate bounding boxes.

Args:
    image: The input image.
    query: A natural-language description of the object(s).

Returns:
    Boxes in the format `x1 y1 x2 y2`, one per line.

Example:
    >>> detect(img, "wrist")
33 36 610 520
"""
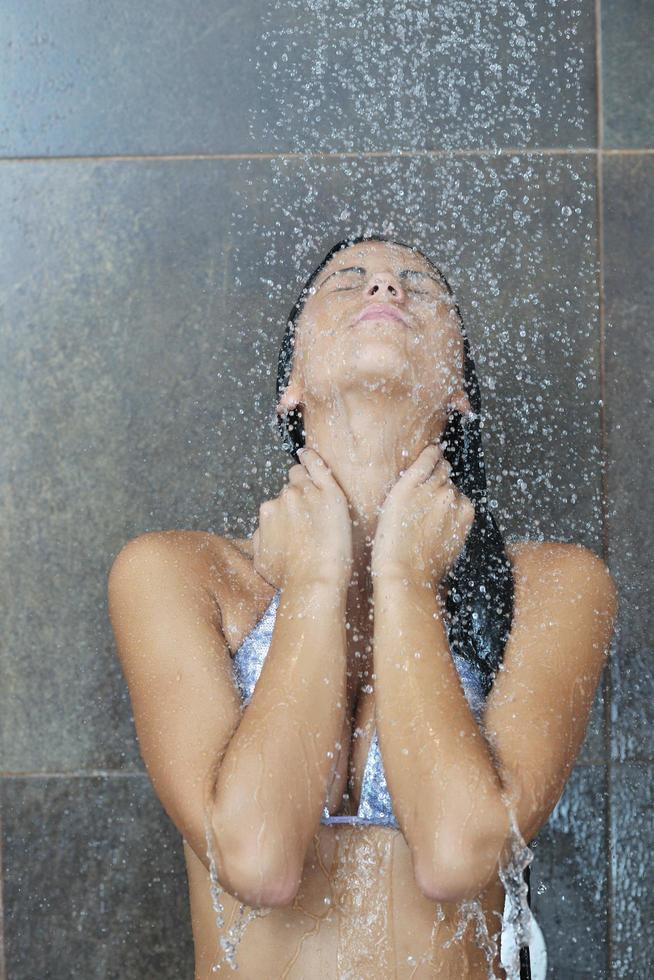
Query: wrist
372 563 442 594
282 569 350 596
371 556 432 585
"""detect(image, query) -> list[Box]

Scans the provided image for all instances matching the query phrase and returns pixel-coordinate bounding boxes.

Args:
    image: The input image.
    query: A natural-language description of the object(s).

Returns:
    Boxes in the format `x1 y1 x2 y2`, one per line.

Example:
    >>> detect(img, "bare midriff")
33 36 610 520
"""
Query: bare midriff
184 825 506 979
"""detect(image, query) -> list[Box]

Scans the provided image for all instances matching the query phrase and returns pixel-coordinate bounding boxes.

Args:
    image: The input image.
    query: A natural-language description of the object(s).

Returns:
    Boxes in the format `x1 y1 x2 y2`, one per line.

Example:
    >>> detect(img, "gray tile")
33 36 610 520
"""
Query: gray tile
578 680 608 766
603 155 654 762
529 764 608 978
0 775 194 980
229 152 604 548
602 0 654 148
0 1 596 156
1 153 602 771
610 763 654 976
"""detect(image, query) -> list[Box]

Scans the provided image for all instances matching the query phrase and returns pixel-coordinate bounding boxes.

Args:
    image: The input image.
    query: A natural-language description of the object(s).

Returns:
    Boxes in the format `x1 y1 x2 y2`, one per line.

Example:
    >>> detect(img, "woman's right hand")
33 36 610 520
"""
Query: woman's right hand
251 448 353 590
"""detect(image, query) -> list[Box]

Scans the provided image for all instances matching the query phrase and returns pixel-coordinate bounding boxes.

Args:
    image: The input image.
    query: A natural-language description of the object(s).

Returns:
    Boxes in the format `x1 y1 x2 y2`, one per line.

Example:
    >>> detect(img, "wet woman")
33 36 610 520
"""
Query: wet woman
107 236 618 978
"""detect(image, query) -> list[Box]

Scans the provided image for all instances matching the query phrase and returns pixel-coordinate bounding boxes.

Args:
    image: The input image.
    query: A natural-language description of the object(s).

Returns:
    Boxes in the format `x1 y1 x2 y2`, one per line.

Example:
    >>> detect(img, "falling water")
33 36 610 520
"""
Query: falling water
206 0 595 975
203 809 274 972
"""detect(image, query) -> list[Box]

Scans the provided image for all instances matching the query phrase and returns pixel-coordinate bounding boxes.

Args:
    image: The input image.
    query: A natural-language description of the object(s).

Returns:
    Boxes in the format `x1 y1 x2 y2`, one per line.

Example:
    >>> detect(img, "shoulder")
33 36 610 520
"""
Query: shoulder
109 528 225 581
108 529 271 646
506 538 617 598
107 530 222 631
110 529 254 579
504 537 619 637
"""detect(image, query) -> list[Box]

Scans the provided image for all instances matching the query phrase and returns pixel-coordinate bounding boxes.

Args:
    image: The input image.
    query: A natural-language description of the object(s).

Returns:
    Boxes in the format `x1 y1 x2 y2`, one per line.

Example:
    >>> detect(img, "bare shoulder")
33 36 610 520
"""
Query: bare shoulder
110 528 224 584
504 537 619 616
110 528 253 583
109 528 274 655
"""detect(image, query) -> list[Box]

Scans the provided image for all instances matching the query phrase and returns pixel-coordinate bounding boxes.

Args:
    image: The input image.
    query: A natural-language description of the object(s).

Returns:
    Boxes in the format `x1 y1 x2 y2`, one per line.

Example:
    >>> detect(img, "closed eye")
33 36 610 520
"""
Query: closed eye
318 265 448 296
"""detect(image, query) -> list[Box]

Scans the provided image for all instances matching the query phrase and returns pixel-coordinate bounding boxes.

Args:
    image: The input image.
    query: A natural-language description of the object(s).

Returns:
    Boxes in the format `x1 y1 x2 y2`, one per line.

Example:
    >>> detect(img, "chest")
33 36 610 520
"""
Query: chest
231 588 488 823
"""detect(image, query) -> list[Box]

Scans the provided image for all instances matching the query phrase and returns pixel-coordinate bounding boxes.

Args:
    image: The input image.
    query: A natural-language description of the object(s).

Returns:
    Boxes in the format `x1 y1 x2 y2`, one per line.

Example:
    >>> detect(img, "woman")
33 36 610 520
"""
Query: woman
108 235 618 978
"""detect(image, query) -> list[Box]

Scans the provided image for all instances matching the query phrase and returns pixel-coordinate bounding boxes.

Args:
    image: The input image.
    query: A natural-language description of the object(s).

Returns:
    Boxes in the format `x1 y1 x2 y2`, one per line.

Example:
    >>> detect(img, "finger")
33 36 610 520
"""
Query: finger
288 463 313 486
403 443 442 484
297 447 333 488
427 457 452 486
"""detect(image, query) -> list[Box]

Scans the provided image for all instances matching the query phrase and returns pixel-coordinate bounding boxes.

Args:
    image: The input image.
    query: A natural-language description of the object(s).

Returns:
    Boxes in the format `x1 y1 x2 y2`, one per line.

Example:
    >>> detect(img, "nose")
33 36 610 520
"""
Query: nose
365 271 407 302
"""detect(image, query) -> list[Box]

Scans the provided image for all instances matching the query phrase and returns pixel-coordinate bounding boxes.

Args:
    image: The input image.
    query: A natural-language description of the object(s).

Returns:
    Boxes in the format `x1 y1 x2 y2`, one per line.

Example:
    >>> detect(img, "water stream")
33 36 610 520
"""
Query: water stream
202 0 594 974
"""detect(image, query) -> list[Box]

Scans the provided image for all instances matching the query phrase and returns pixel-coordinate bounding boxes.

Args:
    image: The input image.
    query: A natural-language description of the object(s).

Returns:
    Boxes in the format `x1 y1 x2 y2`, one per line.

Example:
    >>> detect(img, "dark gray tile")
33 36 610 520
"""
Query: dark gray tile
578 680 608 766
602 0 654 148
0 775 194 980
529 764 608 978
0 1 596 156
228 152 604 548
610 763 654 976
1 153 602 771
603 155 654 762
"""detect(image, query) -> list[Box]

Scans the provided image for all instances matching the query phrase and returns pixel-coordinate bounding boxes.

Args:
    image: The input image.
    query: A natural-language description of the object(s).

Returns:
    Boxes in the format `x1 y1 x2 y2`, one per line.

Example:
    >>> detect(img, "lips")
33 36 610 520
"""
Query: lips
353 304 409 327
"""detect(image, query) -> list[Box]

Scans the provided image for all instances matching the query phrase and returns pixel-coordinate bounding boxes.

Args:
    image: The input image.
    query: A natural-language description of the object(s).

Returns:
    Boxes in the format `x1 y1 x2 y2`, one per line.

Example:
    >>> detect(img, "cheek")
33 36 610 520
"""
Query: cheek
297 306 345 355
292 316 338 386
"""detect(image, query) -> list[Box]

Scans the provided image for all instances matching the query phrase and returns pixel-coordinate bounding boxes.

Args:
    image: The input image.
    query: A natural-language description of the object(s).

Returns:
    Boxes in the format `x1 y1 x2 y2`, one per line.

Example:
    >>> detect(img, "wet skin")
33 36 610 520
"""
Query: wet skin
185 530 510 980
107 242 617 977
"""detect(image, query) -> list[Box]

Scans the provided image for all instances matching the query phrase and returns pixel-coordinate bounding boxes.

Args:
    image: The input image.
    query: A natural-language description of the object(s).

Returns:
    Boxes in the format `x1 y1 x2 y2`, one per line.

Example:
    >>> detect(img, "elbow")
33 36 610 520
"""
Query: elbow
414 857 479 905
210 812 301 909
224 854 301 909
415 861 488 905
414 825 508 905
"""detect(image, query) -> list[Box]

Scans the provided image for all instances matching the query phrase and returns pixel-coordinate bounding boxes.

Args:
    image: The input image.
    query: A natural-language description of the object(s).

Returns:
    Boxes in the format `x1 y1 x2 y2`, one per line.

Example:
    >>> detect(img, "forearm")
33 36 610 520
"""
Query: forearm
212 575 348 892
373 572 510 900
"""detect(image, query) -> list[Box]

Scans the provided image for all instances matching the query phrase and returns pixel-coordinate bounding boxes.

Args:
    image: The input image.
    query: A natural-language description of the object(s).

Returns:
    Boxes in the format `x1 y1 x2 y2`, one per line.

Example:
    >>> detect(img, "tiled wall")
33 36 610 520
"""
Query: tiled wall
1 3 651 977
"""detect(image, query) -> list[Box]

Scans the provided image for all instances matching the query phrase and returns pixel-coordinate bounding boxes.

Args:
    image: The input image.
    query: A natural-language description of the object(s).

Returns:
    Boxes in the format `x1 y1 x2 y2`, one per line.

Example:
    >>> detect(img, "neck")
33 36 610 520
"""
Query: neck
302 389 448 584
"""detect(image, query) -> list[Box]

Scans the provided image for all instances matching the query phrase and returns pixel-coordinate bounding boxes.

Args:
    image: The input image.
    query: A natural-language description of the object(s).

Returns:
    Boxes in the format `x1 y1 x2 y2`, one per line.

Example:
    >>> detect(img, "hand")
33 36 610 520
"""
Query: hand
371 443 475 586
251 448 353 589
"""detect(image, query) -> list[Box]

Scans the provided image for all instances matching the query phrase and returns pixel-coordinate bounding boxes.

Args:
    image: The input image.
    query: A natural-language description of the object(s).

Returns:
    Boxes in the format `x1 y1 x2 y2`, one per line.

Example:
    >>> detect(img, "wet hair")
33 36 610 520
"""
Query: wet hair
274 234 515 693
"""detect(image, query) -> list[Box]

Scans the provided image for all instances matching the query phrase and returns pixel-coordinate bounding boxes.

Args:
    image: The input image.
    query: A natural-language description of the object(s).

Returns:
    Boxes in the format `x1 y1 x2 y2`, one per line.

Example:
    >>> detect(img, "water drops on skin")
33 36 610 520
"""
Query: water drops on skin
203 811 274 972
203 0 596 974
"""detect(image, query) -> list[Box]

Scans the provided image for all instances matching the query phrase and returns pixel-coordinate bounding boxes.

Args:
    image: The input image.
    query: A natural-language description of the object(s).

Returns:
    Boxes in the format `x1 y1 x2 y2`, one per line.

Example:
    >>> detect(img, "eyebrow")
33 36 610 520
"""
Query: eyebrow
316 265 448 291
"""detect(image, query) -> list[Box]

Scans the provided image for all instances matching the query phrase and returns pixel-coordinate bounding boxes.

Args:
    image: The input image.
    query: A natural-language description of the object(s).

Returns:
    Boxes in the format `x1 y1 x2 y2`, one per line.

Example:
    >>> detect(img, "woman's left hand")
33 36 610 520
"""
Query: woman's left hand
371 443 475 586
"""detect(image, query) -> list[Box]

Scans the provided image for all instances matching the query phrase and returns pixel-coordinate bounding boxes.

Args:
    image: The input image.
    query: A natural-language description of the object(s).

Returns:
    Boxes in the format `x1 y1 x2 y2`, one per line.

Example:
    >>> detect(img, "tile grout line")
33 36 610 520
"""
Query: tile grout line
594 0 614 976
0 147 650 165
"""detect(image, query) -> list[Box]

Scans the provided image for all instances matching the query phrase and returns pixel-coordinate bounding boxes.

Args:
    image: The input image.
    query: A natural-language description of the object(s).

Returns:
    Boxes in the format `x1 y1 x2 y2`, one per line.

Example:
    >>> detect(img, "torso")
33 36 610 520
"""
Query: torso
179 530 540 979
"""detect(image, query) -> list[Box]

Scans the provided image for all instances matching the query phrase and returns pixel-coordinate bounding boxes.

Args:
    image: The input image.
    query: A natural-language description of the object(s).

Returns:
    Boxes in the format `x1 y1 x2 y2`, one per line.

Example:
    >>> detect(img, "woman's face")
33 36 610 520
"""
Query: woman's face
282 240 468 420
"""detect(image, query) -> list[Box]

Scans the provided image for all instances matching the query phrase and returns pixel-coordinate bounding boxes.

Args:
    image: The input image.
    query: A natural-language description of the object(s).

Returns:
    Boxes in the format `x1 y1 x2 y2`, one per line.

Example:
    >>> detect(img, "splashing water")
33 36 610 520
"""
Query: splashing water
203 810 274 972
496 814 536 979
249 0 589 155
203 0 595 974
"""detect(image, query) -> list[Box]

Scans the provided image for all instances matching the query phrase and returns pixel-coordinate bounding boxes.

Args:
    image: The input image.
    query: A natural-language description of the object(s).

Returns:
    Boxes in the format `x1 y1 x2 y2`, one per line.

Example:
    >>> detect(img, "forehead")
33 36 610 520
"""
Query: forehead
318 240 435 279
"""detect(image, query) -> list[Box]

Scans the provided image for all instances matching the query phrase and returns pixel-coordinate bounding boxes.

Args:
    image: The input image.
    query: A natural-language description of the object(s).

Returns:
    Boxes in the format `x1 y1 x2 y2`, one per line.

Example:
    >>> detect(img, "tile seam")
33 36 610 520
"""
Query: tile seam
0 147 607 164
594 0 614 976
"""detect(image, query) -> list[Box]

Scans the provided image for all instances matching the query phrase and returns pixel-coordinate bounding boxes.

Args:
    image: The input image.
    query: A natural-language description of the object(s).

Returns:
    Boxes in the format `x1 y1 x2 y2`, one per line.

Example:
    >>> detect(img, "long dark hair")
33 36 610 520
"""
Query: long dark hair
275 235 531 975
275 234 515 693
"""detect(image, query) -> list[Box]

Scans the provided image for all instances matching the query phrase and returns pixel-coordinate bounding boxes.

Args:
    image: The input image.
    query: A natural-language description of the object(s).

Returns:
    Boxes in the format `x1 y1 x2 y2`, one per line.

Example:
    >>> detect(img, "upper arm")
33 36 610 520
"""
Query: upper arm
481 542 619 846
107 532 242 873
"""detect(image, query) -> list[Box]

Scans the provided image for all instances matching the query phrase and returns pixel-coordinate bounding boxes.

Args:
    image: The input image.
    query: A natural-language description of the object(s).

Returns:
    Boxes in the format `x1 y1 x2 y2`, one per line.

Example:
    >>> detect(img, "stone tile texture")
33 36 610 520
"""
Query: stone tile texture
1 1 651 977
